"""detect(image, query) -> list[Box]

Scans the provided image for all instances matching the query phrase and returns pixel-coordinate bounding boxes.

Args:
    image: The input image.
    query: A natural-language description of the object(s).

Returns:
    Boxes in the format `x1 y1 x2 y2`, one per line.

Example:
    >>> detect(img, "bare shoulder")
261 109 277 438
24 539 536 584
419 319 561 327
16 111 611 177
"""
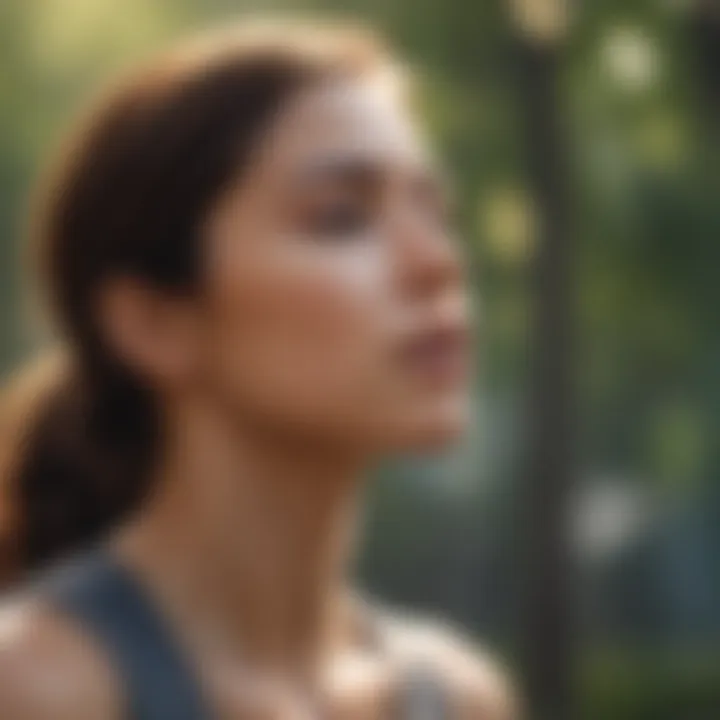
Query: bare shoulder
0 595 121 720
378 609 520 720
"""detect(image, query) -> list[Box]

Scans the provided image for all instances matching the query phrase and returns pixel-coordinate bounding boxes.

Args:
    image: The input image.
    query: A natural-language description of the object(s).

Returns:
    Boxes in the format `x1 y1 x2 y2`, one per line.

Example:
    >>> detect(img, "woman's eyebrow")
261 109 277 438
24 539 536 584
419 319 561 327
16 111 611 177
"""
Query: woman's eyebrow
291 155 387 189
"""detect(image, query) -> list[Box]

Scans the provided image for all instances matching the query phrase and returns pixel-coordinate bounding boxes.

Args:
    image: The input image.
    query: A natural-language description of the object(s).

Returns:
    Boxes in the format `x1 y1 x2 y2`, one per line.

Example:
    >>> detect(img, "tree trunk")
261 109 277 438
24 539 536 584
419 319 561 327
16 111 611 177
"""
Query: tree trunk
514 32 577 720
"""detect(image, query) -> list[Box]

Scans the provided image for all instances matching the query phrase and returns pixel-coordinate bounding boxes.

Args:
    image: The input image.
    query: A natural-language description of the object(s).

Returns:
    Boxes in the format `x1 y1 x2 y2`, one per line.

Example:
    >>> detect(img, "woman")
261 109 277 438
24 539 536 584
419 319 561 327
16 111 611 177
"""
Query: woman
0 18 516 720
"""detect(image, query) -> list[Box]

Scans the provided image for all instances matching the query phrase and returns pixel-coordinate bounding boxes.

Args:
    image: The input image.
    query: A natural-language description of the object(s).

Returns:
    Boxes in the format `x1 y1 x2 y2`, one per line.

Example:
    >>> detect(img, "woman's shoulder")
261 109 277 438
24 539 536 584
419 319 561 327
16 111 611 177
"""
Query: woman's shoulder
0 594 121 719
372 604 520 720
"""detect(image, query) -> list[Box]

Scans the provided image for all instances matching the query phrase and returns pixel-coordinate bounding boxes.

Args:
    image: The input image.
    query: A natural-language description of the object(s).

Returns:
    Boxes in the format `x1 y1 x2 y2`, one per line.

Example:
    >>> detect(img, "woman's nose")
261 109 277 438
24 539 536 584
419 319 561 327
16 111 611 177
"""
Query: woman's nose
392 212 464 300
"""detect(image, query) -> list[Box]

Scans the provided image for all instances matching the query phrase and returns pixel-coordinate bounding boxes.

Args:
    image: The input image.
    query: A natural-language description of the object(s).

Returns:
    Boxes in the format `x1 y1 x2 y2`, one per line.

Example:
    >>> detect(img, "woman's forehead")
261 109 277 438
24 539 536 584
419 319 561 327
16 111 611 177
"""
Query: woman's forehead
257 75 433 180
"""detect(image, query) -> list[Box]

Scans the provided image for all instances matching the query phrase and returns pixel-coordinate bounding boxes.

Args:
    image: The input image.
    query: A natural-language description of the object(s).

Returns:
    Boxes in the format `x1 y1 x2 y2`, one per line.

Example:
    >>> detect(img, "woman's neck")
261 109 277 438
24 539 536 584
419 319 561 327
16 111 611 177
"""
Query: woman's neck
115 398 371 676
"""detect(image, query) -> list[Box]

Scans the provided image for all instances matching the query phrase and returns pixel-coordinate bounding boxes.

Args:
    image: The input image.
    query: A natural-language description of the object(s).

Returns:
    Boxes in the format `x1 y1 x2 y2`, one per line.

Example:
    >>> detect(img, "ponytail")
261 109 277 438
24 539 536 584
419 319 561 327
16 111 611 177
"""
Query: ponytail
0 353 62 581
0 349 158 585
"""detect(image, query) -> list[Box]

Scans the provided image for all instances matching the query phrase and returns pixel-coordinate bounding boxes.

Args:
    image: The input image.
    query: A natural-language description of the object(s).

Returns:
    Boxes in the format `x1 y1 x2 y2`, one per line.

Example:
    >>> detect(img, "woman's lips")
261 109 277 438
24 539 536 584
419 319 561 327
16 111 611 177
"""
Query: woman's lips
398 322 471 384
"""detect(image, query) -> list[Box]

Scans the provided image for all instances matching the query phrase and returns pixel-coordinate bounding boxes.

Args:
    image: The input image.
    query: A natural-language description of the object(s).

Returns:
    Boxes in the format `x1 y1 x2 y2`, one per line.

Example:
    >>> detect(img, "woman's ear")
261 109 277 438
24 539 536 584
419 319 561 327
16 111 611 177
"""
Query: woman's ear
96 277 202 388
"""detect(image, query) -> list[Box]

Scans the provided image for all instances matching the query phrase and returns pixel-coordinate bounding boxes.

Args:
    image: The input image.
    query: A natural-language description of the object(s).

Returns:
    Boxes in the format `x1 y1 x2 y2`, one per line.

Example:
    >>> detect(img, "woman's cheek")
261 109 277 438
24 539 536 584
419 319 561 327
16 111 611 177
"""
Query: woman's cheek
206 240 395 414
279 251 393 382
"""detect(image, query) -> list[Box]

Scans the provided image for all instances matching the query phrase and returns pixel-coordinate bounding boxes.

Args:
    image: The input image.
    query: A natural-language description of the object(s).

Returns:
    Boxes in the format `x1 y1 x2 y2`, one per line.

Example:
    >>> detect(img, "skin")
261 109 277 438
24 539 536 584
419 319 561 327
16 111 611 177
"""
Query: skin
0 72 517 718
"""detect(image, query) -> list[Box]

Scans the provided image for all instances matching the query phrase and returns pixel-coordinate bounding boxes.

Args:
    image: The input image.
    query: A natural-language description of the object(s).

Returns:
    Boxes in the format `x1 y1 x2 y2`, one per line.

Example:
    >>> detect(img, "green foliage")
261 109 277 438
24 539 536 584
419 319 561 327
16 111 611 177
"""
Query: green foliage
581 649 720 720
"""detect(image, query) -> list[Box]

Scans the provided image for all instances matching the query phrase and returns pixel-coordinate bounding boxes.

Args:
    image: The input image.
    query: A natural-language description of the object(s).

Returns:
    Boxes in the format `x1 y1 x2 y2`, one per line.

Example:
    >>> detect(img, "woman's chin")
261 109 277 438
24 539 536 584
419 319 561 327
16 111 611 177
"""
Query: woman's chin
392 399 471 454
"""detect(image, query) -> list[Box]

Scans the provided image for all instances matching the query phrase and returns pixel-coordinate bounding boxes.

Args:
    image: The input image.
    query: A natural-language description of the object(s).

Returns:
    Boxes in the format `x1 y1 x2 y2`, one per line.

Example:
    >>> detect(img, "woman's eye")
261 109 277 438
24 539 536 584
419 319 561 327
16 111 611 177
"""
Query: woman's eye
304 200 371 237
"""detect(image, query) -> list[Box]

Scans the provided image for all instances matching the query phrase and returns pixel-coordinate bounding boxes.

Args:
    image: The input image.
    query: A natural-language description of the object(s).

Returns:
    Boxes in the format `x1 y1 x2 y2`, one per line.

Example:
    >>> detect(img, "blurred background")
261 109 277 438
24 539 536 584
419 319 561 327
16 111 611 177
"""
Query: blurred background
1 1 718 718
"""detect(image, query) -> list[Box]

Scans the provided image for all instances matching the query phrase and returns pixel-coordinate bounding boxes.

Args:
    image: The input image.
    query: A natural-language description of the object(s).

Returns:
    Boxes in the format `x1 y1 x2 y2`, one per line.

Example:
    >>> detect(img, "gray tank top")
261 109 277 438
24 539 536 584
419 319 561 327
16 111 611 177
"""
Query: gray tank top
42 548 449 720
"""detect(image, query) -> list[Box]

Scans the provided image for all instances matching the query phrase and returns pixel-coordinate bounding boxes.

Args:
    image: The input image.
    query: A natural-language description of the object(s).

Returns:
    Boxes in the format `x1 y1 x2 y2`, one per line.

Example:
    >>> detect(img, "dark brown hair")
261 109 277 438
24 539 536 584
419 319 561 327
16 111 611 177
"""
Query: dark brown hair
0 18 390 582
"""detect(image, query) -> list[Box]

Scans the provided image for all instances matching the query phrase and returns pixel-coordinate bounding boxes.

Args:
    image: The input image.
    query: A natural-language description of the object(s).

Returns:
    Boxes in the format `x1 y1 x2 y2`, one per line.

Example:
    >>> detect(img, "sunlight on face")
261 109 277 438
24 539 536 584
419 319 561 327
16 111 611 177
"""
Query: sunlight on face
200 73 473 455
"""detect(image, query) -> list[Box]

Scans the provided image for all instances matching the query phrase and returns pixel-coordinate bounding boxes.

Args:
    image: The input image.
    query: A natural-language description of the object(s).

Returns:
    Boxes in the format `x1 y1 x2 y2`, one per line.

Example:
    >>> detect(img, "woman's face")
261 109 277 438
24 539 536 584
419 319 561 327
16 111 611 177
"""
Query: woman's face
199 73 473 455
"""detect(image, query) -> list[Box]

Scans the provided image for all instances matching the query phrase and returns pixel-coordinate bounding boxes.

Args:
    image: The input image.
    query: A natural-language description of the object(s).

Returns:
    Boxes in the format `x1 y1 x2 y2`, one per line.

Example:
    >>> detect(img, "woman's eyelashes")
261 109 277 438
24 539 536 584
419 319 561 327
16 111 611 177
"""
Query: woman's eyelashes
300 195 374 238
292 176 453 241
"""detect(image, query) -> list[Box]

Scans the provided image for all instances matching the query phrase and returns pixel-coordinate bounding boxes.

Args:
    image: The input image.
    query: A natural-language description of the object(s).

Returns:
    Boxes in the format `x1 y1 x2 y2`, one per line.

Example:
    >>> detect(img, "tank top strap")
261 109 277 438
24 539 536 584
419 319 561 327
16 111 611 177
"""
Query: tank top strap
40 547 212 720
351 599 451 720
397 662 450 719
